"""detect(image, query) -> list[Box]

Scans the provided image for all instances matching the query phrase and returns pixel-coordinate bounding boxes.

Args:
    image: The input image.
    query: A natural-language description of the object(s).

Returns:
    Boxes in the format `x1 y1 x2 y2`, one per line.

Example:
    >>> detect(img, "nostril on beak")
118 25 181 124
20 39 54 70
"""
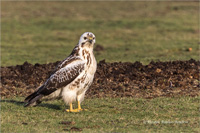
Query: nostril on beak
89 39 93 43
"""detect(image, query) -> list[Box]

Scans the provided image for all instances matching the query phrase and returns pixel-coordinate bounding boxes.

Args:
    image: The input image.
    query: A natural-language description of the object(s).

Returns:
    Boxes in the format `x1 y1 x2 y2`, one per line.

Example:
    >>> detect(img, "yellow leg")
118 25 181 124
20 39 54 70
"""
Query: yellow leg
78 101 88 111
78 101 82 110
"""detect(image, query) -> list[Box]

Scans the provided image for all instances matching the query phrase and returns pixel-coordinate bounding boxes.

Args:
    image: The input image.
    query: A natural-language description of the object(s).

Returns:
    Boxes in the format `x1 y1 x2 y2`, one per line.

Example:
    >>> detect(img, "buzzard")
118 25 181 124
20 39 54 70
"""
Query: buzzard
24 32 97 112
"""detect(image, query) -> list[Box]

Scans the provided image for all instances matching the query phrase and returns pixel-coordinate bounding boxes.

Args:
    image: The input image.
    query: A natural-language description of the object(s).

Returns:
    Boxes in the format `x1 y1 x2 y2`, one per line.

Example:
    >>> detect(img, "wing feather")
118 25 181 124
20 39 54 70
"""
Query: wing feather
38 58 85 95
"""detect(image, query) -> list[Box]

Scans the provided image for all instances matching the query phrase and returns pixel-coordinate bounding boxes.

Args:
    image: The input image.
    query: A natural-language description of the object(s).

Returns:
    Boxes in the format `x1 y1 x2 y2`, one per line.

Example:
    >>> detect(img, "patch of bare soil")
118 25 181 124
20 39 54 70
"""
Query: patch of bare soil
0 59 199 99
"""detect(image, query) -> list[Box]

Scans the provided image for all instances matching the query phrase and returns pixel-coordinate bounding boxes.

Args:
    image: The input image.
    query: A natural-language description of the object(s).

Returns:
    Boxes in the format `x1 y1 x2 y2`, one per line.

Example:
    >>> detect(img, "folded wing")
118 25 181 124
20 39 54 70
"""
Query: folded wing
24 57 85 105
39 58 85 95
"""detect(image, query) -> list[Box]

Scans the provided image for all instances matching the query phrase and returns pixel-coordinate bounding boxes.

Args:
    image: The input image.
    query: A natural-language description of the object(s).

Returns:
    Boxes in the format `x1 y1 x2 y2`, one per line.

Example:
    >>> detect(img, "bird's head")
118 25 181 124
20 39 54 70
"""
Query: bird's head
78 32 96 47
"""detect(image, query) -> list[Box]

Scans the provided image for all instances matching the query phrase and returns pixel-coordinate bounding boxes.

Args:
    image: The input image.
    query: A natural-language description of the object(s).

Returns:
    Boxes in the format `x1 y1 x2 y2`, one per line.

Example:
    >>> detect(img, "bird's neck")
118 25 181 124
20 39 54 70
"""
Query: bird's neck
70 43 95 61
80 46 93 55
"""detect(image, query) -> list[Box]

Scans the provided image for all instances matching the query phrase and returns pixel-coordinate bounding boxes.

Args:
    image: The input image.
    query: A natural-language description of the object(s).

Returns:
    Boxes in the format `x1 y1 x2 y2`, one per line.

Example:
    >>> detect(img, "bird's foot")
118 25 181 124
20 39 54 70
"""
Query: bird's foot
65 109 80 112
65 108 88 112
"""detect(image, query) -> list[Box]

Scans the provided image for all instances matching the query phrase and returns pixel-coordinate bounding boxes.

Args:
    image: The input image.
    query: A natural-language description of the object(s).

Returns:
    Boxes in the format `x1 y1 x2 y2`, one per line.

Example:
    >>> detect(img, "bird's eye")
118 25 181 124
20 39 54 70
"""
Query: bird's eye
84 37 87 40
93 37 95 40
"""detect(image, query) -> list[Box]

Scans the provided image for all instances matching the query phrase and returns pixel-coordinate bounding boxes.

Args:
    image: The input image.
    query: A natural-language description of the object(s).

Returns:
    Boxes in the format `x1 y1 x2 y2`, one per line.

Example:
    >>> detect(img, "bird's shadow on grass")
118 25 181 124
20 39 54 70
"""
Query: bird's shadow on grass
1 100 61 110
1 100 24 106
38 103 61 110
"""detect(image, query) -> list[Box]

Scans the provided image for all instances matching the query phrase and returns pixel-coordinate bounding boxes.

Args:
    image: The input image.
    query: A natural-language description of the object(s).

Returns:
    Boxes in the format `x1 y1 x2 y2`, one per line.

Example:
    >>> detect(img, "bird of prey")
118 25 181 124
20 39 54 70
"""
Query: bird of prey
24 32 97 112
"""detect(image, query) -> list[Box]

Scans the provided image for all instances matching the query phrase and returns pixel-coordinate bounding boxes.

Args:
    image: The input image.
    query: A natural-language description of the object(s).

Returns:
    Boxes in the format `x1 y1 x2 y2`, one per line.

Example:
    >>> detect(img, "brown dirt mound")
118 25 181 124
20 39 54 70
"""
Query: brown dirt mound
1 59 199 99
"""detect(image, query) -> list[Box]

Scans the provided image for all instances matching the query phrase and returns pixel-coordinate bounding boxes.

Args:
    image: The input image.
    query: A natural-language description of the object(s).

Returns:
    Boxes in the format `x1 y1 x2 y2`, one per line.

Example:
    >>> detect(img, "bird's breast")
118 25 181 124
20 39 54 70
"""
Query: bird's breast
81 49 97 74
67 50 96 91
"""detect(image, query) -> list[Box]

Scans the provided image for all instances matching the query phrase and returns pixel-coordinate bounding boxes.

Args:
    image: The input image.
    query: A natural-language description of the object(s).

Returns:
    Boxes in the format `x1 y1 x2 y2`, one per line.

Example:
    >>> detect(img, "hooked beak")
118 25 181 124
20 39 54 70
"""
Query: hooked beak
88 37 93 43
89 39 93 43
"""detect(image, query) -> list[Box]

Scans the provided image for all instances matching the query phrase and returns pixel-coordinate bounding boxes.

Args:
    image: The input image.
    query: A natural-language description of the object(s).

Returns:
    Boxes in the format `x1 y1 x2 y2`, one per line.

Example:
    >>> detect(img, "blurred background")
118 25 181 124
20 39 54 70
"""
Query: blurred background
1 1 199 66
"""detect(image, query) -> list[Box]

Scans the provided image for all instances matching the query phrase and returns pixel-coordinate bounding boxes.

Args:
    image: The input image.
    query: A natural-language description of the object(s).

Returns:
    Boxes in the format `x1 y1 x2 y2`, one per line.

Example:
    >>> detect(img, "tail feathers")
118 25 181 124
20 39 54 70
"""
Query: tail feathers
24 91 38 103
24 85 44 107
24 94 43 107
24 85 45 107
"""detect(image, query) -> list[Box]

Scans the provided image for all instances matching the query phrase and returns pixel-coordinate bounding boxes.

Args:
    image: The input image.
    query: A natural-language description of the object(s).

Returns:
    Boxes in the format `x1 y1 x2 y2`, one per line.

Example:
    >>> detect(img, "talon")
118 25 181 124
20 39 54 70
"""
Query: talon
66 103 79 113
66 108 88 112
66 109 80 113
65 102 88 112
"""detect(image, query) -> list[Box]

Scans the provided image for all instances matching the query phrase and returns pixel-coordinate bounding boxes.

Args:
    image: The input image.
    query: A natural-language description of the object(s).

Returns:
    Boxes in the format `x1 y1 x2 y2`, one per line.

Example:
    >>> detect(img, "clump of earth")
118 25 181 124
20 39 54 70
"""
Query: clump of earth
1 59 199 99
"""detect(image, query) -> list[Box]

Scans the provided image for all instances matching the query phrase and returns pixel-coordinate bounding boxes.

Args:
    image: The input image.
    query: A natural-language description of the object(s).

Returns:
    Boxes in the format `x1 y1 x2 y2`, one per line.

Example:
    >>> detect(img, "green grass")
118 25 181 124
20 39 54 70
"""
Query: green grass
1 97 199 132
1 2 199 132
1 1 199 66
